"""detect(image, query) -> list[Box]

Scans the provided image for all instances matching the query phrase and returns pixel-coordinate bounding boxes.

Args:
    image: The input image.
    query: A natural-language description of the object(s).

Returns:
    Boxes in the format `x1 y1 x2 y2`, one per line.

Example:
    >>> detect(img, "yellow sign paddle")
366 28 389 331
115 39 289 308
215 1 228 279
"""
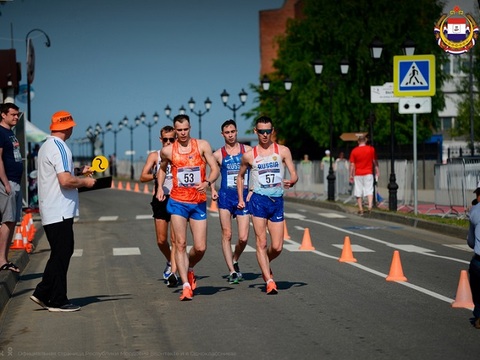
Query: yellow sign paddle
90 155 109 173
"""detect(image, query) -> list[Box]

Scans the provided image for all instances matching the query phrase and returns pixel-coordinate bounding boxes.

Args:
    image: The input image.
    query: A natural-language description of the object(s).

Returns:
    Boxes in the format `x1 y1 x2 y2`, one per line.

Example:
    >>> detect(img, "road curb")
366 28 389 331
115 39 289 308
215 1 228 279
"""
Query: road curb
0 218 43 316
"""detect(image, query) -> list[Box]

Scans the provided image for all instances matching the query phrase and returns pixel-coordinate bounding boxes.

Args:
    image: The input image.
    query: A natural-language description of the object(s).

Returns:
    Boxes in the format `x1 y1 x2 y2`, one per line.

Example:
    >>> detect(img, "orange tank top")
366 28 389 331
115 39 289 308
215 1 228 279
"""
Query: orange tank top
170 138 207 203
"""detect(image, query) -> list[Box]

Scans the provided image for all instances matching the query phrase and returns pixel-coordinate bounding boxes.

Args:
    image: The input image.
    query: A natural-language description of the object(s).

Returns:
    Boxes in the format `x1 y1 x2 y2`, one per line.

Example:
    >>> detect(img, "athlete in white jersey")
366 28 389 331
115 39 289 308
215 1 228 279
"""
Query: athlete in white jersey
140 126 178 287
237 116 297 295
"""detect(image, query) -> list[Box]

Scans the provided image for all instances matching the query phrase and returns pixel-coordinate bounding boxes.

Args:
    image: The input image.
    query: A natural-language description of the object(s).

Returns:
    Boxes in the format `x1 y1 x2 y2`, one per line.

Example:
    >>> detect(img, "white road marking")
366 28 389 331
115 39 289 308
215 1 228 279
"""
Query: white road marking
136 215 152 220
72 249 83 257
284 212 306 219
443 244 471 252
99 216 119 221
232 245 256 252
388 244 435 253
318 213 347 218
332 244 375 252
113 247 141 256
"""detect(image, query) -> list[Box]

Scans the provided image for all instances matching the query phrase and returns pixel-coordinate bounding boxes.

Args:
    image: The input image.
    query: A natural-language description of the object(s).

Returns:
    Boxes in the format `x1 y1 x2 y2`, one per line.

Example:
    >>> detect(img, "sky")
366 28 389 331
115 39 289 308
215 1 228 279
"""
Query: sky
0 0 284 160
0 0 477 163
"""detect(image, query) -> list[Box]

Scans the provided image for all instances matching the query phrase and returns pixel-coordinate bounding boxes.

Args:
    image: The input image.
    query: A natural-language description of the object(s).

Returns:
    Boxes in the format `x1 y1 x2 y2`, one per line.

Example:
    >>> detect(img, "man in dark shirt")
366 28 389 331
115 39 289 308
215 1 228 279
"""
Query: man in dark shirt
0 103 24 273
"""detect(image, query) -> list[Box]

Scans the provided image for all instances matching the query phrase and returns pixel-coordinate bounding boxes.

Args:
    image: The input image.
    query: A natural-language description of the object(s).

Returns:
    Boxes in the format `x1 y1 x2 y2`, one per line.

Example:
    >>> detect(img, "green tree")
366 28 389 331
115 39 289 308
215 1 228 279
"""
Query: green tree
247 0 448 157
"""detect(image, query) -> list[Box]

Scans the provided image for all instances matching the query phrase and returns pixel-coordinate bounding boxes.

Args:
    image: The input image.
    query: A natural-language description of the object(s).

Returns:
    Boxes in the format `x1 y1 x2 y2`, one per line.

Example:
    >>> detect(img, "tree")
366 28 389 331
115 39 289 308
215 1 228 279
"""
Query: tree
249 0 448 157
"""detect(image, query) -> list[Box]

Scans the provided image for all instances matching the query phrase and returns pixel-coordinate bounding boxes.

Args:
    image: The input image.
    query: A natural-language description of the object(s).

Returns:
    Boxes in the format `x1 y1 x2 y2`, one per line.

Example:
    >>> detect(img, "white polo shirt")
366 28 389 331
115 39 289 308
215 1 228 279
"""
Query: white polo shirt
37 136 79 225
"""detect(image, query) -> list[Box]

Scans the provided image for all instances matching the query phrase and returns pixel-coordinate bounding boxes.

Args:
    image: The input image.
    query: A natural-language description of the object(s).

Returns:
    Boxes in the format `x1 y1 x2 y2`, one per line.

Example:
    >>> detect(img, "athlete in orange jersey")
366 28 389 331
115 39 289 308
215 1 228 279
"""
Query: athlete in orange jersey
156 114 219 301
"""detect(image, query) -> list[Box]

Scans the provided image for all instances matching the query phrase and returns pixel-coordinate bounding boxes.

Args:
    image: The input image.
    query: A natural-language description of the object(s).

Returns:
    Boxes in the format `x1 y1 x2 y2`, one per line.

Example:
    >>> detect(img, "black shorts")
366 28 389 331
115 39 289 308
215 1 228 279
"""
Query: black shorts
150 195 171 221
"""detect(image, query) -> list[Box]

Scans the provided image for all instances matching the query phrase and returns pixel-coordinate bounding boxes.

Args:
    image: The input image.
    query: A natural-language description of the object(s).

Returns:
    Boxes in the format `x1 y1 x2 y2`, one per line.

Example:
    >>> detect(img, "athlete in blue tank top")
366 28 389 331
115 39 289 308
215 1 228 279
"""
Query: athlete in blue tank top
211 120 252 284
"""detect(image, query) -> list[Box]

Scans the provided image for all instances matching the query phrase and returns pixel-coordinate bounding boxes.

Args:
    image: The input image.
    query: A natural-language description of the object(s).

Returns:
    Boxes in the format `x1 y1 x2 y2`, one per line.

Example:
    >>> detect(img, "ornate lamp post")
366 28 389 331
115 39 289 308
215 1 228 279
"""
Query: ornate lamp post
220 88 247 121
105 120 123 177
85 126 99 158
260 75 293 121
140 111 159 153
312 58 350 202
25 29 51 124
122 116 141 180
369 38 415 211
188 97 212 139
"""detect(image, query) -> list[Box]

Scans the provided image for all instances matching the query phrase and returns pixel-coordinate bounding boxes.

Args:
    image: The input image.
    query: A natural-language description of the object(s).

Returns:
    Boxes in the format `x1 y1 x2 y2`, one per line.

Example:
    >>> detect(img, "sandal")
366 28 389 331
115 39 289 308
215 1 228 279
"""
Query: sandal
0 262 20 273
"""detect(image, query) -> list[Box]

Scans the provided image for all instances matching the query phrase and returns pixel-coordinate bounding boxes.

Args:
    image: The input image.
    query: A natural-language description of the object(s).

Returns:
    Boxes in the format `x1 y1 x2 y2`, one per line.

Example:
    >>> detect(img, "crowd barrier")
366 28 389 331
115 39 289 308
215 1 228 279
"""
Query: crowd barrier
108 157 479 219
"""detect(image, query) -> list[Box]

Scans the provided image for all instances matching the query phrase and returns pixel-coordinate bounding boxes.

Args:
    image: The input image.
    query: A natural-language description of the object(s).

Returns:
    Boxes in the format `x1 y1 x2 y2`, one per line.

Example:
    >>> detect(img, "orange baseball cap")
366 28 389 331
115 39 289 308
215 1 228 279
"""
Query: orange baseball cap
50 110 77 131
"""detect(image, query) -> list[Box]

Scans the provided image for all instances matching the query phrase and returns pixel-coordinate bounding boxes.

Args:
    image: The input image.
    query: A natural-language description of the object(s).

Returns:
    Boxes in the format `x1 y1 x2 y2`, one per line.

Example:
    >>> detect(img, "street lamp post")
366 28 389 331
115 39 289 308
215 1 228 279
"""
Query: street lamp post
85 126 99 158
25 29 51 124
140 111 159 153
123 116 141 180
369 38 415 211
164 105 186 121
313 59 350 202
95 123 105 155
105 120 123 177
188 97 212 139
260 75 293 120
220 89 247 121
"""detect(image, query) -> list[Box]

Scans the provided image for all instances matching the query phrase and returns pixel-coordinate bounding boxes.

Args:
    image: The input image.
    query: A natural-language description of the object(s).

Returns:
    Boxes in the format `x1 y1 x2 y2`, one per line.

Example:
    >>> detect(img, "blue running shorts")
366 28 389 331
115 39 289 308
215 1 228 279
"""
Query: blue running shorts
248 192 284 222
167 198 207 220
218 188 249 217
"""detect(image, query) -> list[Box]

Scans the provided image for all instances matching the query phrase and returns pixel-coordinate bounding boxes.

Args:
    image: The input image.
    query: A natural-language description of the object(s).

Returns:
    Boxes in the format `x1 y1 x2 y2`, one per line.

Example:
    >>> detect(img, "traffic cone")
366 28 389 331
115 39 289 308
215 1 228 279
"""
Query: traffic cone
111 180 115 189
25 242 33 254
452 270 475 309
143 184 150 194
117 181 123 190
21 224 28 246
338 236 357 262
27 213 36 242
299 228 315 250
208 199 218 212
284 220 291 240
134 183 140 192
386 250 407 282
125 182 131 191
10 227 24 249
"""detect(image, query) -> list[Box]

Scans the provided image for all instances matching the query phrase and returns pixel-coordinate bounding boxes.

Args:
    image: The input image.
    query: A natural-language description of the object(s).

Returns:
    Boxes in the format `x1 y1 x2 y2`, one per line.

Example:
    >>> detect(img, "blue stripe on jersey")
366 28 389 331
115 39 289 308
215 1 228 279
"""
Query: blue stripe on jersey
54 139 70 172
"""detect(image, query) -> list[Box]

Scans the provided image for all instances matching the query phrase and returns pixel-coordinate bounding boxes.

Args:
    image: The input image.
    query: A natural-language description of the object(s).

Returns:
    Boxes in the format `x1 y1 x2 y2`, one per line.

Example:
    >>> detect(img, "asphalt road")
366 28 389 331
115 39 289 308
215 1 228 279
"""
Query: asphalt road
0 188 479 359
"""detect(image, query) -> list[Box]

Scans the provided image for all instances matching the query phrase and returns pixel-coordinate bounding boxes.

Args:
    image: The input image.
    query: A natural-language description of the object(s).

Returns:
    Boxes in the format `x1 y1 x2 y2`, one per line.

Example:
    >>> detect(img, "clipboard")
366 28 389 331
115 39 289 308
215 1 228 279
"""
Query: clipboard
78 176 112 193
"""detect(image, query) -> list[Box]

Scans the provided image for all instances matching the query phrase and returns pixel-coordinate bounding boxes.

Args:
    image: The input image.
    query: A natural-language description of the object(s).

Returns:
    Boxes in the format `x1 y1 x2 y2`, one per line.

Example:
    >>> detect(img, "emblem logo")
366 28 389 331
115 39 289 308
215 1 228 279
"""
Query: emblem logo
434 6 479 55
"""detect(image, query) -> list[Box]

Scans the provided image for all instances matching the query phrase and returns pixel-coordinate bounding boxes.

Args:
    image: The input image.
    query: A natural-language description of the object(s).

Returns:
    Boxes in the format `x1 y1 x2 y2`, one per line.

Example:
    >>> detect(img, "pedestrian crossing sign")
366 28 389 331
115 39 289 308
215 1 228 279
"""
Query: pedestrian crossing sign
393 55 435 97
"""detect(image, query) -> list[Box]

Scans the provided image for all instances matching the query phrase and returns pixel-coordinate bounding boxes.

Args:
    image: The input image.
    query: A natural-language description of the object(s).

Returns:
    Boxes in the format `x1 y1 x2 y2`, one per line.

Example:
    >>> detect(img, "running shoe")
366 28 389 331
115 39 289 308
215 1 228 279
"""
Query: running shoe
266 280 278 295
233 262 243 281
179 286 193 301
228 271 239 284
48 303 81 312
166 273 178 288
163 262 172 280
187 269 197 290
30 295 48 309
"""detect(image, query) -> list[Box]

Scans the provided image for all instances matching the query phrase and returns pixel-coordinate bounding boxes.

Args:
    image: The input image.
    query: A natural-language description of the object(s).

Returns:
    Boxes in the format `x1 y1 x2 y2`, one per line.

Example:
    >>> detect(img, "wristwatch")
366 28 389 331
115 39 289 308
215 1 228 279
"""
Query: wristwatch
205 180 211 187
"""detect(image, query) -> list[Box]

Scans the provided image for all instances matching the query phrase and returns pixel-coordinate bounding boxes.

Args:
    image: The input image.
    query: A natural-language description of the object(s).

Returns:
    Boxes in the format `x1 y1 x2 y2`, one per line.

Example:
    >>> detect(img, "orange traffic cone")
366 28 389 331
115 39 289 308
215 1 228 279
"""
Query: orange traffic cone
386 250 407 282
143 184 150 194
117 181 123 190
299 228 315 250
338 236 357 262
27 214 36 242
25 242 33 254
284 220 291 240
111 180 115 189
134 183 140 192
10 227 24 249
125 182 131 191
452 270 474 309
208 199 218 212
21 224 28 246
